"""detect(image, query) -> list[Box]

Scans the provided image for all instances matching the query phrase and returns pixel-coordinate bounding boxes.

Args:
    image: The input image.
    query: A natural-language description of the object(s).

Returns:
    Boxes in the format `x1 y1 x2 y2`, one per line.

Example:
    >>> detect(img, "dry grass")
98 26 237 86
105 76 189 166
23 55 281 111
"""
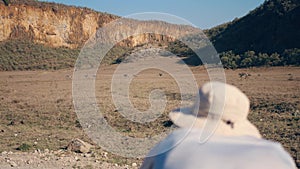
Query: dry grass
0 66 299 166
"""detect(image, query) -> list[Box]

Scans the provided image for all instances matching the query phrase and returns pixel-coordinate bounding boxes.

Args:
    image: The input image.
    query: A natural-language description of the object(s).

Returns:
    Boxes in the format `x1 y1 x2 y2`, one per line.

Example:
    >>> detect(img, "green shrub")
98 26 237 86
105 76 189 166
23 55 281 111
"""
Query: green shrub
283 48 300 65
16 143 31 152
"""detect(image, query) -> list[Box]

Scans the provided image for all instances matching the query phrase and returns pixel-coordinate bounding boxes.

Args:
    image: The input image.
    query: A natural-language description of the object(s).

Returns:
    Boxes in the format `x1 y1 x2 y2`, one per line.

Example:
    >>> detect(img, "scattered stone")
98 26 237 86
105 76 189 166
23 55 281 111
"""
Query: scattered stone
67 138 92 153
53 149 63 155
5 158 10 163
43 157 50 161
9 161 18 167
74 156 79 161
1 151 8 155
102 152 108 158
84 153 92 158
132 162 137 167
34 142 38 145
26 160 32 165
44 149 49 154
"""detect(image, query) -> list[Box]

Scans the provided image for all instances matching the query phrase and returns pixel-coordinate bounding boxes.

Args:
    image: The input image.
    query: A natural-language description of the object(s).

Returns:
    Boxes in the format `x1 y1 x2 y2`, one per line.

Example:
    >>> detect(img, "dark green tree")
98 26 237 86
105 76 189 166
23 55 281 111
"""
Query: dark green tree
257 53 269 66
220 50 240 69
283 48 300 65
241 57 253 68
240 51 256 67
268 53 281 66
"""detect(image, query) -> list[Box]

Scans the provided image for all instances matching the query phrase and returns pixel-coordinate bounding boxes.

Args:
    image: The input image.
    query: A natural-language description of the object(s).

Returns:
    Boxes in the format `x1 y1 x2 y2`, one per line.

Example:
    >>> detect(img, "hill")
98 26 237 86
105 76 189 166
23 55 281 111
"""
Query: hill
205 0 300 68
0 0 299 70
0 0 195 70
207 0 300 54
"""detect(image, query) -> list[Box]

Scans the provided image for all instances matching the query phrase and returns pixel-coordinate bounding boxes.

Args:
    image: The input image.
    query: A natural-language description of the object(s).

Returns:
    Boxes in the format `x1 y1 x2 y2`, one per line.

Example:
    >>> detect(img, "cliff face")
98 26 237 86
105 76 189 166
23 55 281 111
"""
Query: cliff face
0 2 202 49
0 2 117 48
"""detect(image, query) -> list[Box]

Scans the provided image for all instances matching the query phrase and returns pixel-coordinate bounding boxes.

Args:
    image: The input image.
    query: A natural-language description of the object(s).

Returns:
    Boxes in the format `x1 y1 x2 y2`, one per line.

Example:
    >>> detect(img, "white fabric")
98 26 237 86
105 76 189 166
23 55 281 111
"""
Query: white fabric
169 82 261 138
141 129 297 169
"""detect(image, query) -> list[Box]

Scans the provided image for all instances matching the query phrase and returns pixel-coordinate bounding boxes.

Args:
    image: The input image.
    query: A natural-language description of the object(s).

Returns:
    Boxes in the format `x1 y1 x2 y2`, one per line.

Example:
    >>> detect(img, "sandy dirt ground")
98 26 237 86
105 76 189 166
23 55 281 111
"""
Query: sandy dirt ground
0 66 299 168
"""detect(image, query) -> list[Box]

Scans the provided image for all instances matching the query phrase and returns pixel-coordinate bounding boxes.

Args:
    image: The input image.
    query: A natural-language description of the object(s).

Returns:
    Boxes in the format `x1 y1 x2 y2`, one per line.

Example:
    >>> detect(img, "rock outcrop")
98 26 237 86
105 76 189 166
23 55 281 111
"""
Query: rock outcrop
0 1 117 48
0 1 202 49
67 138 92 153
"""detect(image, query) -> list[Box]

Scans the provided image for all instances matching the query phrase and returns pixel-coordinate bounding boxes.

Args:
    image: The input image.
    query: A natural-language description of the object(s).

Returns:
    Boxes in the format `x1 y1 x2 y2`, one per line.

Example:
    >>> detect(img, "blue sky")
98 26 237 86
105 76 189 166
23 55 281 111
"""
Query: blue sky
41 0 265 29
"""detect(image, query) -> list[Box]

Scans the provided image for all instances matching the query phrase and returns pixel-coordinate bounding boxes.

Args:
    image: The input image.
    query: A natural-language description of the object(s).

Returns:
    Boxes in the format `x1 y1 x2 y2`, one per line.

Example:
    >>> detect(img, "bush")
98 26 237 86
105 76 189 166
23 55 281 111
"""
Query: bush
220 51 240 69
16 143 31 152
219 49 299 68
283 48 300 65
166 40 195 57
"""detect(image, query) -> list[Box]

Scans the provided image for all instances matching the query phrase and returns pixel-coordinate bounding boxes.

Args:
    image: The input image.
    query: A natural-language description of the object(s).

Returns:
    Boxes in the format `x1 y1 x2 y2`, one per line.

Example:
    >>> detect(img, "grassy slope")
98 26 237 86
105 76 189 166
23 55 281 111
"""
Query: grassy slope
0 40 79 71
0 40 135 71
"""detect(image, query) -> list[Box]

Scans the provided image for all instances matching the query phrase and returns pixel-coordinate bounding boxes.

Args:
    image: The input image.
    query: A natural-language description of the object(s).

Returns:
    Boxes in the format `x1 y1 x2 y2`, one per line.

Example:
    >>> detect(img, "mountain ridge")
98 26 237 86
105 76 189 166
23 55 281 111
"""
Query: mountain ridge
207 0 300 54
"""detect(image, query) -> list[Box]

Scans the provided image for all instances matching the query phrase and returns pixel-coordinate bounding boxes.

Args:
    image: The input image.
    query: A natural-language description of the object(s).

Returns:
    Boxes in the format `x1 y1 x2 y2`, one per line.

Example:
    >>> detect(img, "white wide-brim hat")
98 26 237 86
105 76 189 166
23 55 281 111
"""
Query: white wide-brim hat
169 81 261 138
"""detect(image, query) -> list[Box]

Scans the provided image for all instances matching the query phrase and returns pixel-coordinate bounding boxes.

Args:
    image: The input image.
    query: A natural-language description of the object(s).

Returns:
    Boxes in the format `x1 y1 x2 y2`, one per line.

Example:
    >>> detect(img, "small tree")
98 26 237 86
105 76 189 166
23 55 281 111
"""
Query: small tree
269 53 281 66
257 53 269 66
283 48 300 65
241 57 253 68
220 51 240 69
240 51 256 67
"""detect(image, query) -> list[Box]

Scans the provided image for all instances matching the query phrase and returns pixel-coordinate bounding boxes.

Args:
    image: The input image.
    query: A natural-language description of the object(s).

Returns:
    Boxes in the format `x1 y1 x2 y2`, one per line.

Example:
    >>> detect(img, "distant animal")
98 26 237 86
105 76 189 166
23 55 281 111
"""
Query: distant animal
239 72 251 79
8 120 15 126
65 74 72 79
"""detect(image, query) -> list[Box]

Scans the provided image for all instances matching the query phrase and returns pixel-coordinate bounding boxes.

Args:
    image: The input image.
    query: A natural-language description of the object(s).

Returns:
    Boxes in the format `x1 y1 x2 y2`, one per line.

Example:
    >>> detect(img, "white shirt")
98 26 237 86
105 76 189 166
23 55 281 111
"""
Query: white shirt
141 129 296 169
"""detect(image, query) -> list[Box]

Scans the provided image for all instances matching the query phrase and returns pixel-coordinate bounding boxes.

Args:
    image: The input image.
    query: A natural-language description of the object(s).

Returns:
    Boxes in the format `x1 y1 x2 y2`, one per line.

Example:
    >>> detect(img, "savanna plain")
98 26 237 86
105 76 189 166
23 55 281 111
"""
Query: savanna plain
0 65 299 168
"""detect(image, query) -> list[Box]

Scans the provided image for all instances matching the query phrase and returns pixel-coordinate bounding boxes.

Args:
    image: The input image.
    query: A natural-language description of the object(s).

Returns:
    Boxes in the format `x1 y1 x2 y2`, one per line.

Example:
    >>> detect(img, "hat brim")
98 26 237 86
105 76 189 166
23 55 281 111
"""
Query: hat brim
169 107 261 138
169 106 206 129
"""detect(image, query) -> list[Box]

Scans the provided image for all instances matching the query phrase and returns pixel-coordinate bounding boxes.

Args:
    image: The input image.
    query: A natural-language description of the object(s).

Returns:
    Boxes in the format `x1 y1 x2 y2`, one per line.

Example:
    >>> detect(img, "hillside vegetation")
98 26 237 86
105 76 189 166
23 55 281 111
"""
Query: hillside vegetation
205 0 300 68
0 40 79 71
0 40 135 71
207 0 300 54
0 0 299 70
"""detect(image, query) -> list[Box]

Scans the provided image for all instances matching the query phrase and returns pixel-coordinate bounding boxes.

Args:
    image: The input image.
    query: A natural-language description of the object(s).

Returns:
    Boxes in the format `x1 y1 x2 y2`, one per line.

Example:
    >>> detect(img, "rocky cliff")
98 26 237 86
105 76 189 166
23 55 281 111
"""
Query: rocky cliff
0 1 198 49
0 0 206 70
0 1 118 48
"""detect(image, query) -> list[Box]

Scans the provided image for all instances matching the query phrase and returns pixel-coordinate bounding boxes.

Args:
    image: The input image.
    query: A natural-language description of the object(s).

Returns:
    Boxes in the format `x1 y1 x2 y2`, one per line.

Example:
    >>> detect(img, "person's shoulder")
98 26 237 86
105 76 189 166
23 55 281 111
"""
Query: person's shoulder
220 136 297 169
144 130 297 169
